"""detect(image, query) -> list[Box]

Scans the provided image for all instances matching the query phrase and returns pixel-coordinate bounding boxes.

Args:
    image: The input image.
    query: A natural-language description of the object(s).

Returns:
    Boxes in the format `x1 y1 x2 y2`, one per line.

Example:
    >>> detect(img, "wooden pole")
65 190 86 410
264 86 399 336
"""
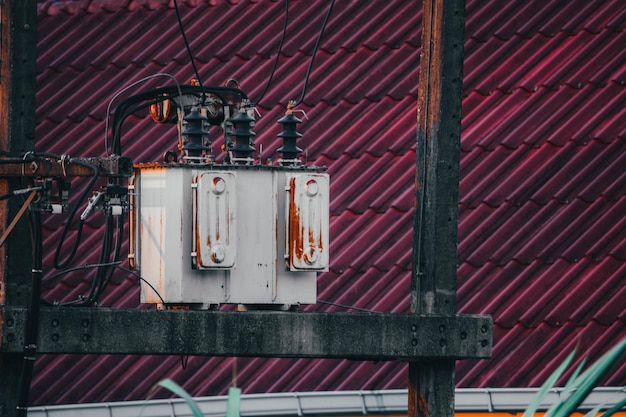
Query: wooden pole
0 1 38 416
410 0 465 416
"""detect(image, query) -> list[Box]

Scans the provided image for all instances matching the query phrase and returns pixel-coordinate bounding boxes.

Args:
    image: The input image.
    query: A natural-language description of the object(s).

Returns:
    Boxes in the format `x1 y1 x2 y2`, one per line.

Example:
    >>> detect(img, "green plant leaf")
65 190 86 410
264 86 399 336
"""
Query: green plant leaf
553 338 626 417
523 349 577 417
598 395 626 417
547 358 586 417
226 386 242 417
156 379 204 417
581 403 604 417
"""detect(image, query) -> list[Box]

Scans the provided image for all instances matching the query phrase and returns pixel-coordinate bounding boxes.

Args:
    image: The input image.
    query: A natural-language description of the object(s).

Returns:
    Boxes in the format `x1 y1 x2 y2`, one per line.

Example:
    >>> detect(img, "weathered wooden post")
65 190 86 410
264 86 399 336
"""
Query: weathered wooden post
0 1 39 416
409 0 467 416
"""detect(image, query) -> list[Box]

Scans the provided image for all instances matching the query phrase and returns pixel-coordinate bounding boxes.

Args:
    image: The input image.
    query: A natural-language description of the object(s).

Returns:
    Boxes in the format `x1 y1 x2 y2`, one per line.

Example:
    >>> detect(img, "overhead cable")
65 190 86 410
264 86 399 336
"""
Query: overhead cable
253 0 289 106
293 0 336 107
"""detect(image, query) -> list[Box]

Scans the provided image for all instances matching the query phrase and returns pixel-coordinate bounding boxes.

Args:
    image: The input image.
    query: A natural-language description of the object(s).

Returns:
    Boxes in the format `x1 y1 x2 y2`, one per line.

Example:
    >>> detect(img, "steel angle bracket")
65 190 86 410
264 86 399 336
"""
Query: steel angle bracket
1 306 492 360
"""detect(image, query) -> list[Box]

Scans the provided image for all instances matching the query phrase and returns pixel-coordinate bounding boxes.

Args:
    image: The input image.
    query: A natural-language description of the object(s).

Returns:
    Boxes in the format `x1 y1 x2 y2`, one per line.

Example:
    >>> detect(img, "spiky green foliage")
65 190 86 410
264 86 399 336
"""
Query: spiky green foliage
154 379 204 417
142 378 241 417
525 338 626 417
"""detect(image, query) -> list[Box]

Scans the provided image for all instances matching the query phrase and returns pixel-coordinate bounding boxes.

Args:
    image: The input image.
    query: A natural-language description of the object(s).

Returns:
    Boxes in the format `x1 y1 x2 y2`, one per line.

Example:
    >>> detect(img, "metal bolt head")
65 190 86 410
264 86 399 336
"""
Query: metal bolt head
305 179 319 197
212 177 226 194
303 246 319 265
211 244 226 263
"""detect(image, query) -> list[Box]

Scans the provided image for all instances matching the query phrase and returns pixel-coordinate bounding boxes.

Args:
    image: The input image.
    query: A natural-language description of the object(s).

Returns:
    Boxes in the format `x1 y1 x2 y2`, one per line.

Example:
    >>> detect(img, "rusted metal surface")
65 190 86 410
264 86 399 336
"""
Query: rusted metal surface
286 173 329 271
0 155 133 178
127 173 139 269
193 171 236 269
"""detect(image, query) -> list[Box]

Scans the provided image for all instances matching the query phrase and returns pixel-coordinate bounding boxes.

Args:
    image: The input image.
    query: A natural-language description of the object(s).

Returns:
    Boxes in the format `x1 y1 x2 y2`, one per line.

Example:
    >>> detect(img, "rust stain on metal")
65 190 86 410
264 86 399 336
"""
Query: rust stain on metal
195 190 204 267
288 177 305 264
128 175 138 269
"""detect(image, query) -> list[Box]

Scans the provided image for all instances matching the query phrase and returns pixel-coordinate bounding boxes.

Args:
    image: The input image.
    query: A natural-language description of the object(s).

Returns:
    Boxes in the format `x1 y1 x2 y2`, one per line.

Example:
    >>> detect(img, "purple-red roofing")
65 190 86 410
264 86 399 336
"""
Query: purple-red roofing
31 0 626 406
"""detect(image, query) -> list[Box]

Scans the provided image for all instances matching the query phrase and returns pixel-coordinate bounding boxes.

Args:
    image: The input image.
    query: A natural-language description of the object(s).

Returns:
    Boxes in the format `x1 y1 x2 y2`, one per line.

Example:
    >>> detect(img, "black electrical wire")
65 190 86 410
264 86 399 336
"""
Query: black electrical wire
110 85 247 156
41 261 122 285
317 299 377 313
96 211 124 301
252 0 289 106
116 265 166 304
0 152 99 270
89 207 125 305
172 0 205 97
31 153 101 270
82 212 115 305
292 0 336 107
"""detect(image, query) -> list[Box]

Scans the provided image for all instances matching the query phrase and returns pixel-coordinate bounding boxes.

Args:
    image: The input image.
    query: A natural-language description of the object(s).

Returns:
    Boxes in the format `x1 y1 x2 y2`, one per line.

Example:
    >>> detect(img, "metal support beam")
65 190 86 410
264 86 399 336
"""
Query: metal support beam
410 0 474 417
1 307 492 360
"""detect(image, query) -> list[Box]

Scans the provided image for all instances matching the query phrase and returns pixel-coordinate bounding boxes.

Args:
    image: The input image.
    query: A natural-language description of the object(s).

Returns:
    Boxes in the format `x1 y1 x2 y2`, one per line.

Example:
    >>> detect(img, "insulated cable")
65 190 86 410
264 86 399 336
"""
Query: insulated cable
317 299 378 313
110 84 247 156
116 265 166 304
173 0 205 98
31 153 101 270
292 0 336 107
252 0 289 106
41 261 122 284
104 73 183 156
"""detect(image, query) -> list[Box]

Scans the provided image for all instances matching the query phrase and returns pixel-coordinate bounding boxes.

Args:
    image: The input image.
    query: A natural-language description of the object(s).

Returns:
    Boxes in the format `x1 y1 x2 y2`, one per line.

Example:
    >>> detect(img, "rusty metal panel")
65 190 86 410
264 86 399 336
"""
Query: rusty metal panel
193 171 236 269
127 172 140 270
286 173 330 271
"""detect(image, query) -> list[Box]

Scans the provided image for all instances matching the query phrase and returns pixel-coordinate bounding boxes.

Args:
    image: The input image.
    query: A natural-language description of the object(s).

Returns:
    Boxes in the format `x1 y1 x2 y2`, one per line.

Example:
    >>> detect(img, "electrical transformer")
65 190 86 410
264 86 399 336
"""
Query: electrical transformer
128 88 329 308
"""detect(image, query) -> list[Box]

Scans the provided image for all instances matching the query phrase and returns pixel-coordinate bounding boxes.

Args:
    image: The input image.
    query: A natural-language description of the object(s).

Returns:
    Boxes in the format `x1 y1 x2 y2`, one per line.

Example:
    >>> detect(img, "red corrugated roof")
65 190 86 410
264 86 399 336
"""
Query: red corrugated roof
30 0 626 406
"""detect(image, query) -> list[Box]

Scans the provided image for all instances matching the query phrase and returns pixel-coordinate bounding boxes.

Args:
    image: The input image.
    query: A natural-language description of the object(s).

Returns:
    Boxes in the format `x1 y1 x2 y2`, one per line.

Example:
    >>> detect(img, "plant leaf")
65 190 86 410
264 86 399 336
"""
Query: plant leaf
226 386 242 417
551 338 626 417
156 379 204 417
548 358 586 417
523 349 577 417
598 395 626 417
581 403 604 417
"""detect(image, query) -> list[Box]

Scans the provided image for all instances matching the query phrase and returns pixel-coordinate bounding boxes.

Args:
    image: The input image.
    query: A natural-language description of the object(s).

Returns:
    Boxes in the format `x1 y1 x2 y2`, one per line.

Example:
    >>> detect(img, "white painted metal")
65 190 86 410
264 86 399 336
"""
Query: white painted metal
134 165 322 306
27 388 626 417
193 171 236 269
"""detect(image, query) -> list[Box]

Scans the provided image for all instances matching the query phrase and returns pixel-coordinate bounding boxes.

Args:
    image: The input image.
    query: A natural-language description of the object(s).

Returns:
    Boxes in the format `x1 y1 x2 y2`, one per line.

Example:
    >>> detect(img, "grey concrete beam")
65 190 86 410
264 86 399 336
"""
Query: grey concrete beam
2 307 492 360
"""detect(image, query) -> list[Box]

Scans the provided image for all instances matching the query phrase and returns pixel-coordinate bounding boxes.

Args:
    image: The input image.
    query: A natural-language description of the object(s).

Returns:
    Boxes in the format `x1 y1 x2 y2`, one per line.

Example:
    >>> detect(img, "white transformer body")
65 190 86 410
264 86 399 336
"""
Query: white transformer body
130 164 329 307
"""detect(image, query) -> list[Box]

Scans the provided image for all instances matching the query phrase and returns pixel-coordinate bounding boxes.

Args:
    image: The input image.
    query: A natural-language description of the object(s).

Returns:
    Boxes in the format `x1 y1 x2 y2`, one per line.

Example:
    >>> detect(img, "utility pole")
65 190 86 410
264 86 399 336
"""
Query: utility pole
0 0 39 416
0 1 489 416
410 0 467 416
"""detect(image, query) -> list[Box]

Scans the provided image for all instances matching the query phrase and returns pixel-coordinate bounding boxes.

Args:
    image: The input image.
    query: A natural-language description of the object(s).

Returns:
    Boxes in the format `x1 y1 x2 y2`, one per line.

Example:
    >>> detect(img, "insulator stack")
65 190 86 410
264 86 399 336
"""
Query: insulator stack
181 106 210 161
230 110 256 161
277 112 303 164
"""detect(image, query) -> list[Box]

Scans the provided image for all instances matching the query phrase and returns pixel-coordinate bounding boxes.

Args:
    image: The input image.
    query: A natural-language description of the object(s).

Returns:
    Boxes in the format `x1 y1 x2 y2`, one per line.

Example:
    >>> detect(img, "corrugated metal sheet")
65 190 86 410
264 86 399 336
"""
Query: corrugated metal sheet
27 0 626 406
